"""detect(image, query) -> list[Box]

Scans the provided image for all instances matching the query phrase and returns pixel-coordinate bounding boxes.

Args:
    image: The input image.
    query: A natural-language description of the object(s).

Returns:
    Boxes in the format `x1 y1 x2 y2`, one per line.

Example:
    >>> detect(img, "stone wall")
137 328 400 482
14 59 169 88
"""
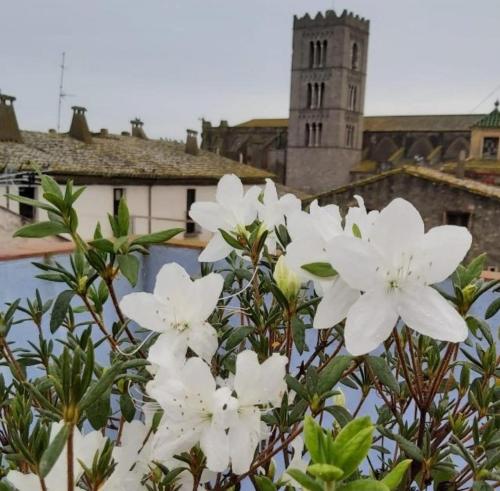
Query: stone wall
317 172 500 268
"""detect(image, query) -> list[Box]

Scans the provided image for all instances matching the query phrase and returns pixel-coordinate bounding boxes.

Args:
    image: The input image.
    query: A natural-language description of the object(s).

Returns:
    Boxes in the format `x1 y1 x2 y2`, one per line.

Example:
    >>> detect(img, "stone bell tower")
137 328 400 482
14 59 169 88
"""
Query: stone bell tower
286 10 369 193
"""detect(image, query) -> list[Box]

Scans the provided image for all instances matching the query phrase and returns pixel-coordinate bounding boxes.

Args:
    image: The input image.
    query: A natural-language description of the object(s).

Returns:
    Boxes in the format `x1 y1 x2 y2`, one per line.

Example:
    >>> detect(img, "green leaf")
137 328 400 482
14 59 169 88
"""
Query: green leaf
285 469 323 491
338 479 389 491
332 419 374 477
132 228 184 245
14 221 67 238
254 475 277 491
392 434 424 462
86 390 111 429
325 405 353 427
225 326 253 350
352 223 362 238
301 262 337 278
381 459 412 490
79 363 124 411
285 375 308 399
318 355 352 394
39 424 69 477
41 175 63 198
218 228 245 250
6 194 59 214
307 463 344 482
366 356 400 394
89 238 115 253
117 197 130 236
50 290 75 333
304 416 324 463
485 297 500 319
120 392 136 422
291 317 306 354
117 254 140 286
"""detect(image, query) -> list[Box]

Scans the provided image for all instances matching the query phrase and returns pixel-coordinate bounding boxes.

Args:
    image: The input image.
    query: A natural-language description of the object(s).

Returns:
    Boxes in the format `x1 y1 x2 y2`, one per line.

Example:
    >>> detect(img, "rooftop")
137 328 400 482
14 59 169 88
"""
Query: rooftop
472 101 500 129
0 130 273 184
310 165 500 203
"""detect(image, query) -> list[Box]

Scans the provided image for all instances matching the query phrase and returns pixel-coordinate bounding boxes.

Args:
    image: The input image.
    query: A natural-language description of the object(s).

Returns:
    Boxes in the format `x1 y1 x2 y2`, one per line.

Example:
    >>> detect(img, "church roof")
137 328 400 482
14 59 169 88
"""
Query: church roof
234 115 484 132
310 165 500 203
0 130 273 184
472 102 500 128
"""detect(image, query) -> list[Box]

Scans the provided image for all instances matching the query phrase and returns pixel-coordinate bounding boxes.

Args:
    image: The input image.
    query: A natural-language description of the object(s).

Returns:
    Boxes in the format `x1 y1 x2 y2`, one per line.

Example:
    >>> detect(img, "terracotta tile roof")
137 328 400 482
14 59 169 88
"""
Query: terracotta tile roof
0 131 273 183
309 165 500 203
234 115 484 132
472 103 500 128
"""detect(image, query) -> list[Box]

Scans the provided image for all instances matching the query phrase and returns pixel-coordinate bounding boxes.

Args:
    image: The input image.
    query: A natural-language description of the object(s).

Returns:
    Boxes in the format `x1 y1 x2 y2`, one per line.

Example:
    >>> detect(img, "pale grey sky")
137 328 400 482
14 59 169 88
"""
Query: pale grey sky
2 0 500 140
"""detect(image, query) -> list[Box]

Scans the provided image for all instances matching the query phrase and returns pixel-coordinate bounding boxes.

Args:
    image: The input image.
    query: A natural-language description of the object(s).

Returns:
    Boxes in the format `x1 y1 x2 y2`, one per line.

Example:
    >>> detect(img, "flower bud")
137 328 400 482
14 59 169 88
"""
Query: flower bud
333 388 346 408
274 256 301 302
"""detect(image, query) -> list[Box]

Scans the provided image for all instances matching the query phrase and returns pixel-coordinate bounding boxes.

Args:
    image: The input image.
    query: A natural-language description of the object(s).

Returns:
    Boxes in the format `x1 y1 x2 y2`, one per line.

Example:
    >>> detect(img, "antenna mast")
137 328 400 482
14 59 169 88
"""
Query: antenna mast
57 52 66 132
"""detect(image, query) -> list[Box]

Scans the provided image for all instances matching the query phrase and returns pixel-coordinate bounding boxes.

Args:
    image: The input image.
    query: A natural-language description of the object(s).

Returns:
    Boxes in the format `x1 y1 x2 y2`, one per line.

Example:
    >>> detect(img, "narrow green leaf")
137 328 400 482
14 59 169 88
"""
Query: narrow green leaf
366 356 400 394
225 326 253 350
89 238 115 253
41 175 63 198
218 228 245 250
381 459 412 490
286 469 323 491
303 416 324 463
132 228 184 245
6 194 58 214
79 363 123 411
301 262 337 278
318 355 352 394
50 290 75 333
254 475 277 491
117 254 140 286
338 479 389 491
39 424 69 478
120 392 136 422
392 434 424 462
307 463 344 482
485 297 500 319
117 197 130 236
352 223 362 238
14 221 67 238
86 390 111 429
291 317 306 354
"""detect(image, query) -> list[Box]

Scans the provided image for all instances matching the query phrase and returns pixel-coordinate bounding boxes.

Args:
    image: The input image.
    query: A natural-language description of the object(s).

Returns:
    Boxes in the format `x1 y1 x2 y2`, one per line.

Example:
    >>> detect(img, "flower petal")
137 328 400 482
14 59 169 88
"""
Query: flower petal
414 225 472 284
147 330 187 371
186 321 218 363
6 471 39 490
228 408 262 475
344 289 398 356
181 357 216 400
327 236 382 291
119 292 167 333
285 237 330 282
286 210 317 241
263 178 278 204
370 198 424 259
200 422 230 473
216 174 244 208
189 201 224 232
313 278 360 329
192 273 224 320
398 285 468 342
233 350 260 405
153 262 193 310
199 232 233 262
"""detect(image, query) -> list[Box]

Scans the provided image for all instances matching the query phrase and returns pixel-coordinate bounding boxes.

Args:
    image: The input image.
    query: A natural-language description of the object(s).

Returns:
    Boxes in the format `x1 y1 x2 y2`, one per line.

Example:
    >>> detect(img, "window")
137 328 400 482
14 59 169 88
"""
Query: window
309 41 314 68
319 82 325 108
482 137 499 160
346 125 355 148
317 123 323 146
113 188 125 216
322 40 328 66
348 85 357 111
315 41 322 67
19 186 35 220
186 188 197 234
351 42 359 70
307 83 312 108
445 211 471 228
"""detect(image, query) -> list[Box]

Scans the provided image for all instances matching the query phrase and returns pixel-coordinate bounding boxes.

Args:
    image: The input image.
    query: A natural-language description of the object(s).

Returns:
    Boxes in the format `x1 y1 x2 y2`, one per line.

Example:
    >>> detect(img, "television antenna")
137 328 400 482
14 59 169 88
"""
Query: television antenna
56 52 76 132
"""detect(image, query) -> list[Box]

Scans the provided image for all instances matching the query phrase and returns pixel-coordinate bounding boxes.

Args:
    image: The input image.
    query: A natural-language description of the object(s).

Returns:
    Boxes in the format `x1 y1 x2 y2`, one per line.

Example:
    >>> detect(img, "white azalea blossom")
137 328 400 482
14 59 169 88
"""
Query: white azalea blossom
227 351 287 474
189 174 261 262
257 178 301 253
120 263 223 363
328 198 472 355
148 356 237 473
6 422 106 491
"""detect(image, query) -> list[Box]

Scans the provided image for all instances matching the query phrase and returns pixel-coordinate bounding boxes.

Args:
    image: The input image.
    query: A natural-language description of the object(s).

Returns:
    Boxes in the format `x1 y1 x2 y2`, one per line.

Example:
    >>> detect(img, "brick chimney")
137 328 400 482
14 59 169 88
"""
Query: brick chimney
131 118 147 139
69 106 92 143
185 129 199 156
0 94 23 142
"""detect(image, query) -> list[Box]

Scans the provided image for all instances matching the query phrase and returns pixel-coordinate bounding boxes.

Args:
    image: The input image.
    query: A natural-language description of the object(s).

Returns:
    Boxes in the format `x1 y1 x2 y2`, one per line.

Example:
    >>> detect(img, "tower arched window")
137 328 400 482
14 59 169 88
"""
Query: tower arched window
313 83 319 108
319 82 325 108
317 123 323 146
322 40 328 66
351 42 359 70
315 41 322 68
309 41 315 68
307 83 312 108
305 123 310 146
311 123 317 147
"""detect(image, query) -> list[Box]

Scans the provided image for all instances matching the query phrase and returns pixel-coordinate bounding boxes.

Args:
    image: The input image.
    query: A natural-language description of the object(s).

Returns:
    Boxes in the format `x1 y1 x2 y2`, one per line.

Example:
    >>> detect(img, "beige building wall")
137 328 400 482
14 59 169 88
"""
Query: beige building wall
470 128 500 159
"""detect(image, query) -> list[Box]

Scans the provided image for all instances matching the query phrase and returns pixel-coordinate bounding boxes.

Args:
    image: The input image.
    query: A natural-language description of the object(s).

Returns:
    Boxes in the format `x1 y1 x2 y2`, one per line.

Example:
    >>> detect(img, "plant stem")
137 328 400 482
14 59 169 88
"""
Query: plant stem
67 424 75 491
80 295 118 351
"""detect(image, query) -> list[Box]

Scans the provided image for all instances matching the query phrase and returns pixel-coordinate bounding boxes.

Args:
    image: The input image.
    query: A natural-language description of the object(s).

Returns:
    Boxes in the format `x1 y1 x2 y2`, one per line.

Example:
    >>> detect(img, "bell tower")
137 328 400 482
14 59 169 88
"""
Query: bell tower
286 10 369 193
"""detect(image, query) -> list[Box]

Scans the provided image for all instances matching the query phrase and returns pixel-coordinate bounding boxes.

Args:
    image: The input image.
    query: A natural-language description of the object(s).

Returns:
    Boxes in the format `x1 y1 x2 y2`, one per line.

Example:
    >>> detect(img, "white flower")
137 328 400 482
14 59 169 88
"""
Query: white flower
148 357 237 473
102 420 151 491
6 422 106 491
344 195 379 239
282 436 308 488
189 174 261 262
328 198 472 355
120 263 223 363
284 200 360 329
257 179 301 253
227 351 287 474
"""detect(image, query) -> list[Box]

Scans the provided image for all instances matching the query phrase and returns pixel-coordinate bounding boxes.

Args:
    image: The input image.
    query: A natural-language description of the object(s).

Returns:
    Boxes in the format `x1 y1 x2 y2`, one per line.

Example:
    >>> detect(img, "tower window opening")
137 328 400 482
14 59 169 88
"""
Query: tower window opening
348 85 358 111
309 41 315 68
315 41 322 67
482 137 499 160
322 40 328 66
346 125 355 148
317 123 323 146
305 123 310 146
307 83 312 108
351 42 359 70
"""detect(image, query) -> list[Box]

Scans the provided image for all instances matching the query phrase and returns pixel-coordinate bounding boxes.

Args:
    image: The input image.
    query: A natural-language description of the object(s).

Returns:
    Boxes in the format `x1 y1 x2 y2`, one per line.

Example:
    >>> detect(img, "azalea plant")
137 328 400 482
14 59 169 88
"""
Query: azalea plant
0 173 498 491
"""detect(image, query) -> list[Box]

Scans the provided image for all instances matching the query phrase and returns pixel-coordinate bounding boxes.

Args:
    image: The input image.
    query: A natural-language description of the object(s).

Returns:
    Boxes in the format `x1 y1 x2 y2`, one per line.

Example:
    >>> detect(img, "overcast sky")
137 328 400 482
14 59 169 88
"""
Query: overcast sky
2 0 500 140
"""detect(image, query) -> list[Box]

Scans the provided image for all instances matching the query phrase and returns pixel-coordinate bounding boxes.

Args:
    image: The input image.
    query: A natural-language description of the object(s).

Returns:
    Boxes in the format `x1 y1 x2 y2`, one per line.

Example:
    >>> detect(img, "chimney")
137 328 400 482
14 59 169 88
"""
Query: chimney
456 149 466 179
0 94 23 142
185 129 199 156
69 106 92 143
131 118 147 139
